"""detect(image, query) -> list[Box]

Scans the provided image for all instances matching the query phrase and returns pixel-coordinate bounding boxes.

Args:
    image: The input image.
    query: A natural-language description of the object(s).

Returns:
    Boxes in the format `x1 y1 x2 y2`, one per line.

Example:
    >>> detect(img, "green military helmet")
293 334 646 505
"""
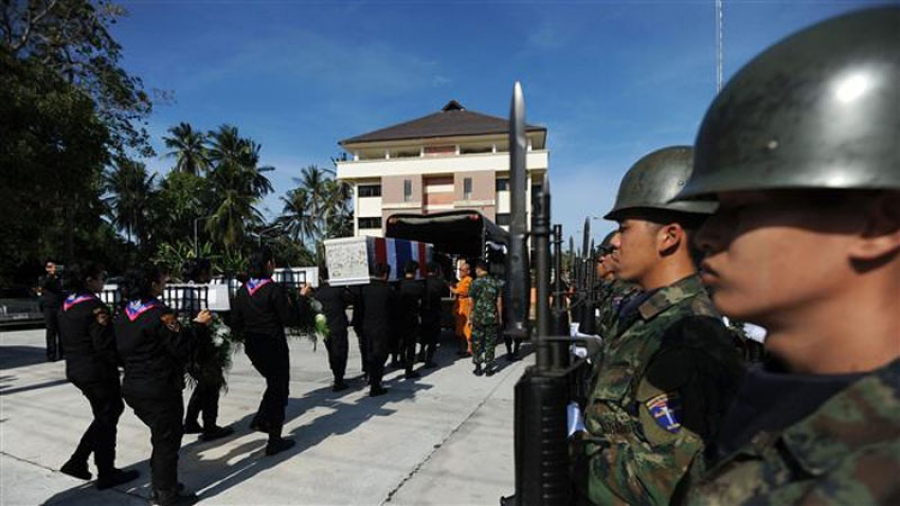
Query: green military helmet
604 146 717 220
596 231 616 257
677 7 900 201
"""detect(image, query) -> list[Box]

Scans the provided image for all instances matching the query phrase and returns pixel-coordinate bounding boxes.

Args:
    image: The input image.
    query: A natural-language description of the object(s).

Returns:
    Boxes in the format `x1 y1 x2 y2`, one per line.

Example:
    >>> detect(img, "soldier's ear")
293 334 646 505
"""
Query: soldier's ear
848 191 900 265
657 223 684 256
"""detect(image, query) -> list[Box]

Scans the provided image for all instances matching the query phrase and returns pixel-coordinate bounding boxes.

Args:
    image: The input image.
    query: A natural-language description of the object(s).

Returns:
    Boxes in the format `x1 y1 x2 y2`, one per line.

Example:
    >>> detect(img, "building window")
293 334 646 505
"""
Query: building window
495 178 509 192
403 179 413 202
358 217 382 229
463 177 473 200
358 184 382 197
495 213 511 226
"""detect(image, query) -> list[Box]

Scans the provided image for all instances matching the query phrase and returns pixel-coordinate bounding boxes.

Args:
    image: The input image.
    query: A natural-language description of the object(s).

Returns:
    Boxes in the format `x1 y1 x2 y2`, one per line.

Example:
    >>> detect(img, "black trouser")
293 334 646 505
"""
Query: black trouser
503 327 521 356
420 319 440 363
44 308 61 360
244 334 289 435
325 327 348 383
70 380 124 475
185 377 220 429
354 326 368 374
124 393 183 494
365 329 388 388
398 323 418 373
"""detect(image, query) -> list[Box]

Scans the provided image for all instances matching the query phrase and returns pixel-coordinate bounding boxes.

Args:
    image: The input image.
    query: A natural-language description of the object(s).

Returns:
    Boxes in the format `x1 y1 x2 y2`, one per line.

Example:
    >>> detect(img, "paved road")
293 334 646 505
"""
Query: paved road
0 326 526 505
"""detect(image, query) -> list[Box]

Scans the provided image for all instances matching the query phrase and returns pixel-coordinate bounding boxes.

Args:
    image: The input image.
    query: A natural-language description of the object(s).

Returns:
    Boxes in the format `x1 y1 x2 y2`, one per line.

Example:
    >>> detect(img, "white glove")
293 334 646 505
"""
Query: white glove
567 401 585 437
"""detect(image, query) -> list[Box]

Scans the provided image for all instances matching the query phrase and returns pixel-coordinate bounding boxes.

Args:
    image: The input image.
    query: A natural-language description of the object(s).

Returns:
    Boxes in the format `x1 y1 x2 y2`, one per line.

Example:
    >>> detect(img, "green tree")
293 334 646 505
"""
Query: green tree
163 122 209 175
1 0 154 157
277 164 353 250
205 124 274 253
103 157 157 247
0 48 110 283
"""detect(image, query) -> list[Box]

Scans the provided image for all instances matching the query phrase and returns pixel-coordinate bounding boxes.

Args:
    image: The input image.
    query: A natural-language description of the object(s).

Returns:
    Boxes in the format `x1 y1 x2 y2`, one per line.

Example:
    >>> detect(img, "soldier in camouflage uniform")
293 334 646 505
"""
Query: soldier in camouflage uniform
469 260 503 377
593 231 640 339
575 146 745 505
672 7 900 505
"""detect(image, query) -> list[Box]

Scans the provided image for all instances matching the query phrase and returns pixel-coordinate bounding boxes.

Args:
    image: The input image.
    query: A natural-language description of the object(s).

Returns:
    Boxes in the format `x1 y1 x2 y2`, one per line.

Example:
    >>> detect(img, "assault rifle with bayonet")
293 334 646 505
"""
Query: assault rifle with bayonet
500 83 599 506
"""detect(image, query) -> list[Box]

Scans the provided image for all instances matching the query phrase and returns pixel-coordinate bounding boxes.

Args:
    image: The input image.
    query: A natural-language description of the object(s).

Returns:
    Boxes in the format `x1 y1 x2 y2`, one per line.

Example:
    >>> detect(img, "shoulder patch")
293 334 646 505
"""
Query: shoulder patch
646 392 683 433
92 306 110 326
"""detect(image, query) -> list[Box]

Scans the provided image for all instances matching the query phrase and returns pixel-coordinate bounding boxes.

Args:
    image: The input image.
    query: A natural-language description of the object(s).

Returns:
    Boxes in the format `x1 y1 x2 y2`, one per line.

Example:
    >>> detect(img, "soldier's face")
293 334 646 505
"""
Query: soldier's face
46 262 56 275
696 191 864 331
612 219 660 286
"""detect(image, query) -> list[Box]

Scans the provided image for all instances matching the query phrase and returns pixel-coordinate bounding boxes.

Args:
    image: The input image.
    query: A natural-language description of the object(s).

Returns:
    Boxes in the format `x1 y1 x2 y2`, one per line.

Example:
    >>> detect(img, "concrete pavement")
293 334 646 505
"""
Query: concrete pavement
0 326 526 505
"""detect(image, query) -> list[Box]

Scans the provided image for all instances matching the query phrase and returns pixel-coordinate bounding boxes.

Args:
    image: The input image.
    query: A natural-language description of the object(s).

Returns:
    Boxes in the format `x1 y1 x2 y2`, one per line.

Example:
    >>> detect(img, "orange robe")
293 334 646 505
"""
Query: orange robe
450 275 473 352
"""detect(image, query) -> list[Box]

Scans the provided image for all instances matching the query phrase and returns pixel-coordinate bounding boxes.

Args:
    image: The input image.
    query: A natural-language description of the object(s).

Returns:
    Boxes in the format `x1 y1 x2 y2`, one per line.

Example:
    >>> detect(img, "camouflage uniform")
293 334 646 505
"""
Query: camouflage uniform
580 274 741 505
682 358 900 505
595 278 640 339
469 275 502 366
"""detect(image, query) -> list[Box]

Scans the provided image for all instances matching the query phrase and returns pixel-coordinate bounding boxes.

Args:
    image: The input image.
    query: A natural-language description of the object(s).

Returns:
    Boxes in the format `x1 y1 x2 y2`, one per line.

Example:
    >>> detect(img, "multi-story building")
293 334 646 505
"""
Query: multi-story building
336 100 549 237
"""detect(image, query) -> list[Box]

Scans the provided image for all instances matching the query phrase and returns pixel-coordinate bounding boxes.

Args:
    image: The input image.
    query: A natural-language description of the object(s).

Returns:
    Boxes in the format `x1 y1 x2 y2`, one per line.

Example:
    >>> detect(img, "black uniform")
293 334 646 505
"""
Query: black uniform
230 278 292 435
358 279 397 390
184 324 222 433
397 278 425 375
316 284 354 385
349 285 367 376
114 298 196 501
421 275 448 365
58 292 123 479
40 273 64 360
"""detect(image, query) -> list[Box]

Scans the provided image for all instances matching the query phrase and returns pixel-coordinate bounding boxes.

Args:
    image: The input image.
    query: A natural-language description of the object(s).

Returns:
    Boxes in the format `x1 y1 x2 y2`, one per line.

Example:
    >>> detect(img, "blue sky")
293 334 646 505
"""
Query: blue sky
112 0 890 244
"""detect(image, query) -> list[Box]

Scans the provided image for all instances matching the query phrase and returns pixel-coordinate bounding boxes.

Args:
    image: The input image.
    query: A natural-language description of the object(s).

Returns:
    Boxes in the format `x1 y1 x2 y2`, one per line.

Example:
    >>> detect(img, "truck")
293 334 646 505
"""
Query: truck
385 210 509 276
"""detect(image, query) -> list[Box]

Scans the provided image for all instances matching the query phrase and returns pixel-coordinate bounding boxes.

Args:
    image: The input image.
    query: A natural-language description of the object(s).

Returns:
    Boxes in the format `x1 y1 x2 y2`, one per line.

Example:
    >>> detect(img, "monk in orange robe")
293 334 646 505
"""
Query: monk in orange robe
450 262 473 356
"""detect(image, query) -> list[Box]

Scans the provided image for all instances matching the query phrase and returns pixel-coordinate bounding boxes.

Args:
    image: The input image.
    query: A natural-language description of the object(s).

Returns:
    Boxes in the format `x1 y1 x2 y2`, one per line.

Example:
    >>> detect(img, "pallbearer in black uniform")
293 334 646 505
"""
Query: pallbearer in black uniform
38 259 65 361
358 263 396 397
315 267 355 392
397 260 424 379
420 261 448 368
182 259 233 441
115 264 211 506
231 246 310 456
58 262 139 490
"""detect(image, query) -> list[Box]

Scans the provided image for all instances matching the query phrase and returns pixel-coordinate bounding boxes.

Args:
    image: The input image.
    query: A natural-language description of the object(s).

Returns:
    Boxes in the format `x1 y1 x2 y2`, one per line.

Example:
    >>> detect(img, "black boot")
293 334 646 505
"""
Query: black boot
183 419 203 434
473 364 484 376
60 459 91 480
369 384 388 397
485 362 496 377
332 378 349 392
96 468 139 490
199 425 234 442
265 425 295 456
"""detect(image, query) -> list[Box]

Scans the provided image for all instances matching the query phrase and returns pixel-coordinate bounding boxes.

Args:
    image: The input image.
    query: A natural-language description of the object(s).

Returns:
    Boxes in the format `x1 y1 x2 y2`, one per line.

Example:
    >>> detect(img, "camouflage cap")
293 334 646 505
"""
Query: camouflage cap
677 7 900 201
604 146 717 221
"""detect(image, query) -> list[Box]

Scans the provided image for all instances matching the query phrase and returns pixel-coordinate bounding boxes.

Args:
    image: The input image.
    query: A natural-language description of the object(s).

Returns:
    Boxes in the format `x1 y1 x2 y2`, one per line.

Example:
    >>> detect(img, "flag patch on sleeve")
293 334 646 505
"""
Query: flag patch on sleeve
646 393 683 433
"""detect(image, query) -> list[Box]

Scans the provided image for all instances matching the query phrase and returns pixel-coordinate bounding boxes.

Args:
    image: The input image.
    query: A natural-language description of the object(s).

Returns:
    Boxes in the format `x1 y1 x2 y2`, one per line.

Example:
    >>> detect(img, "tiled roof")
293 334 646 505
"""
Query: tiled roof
339 100 546 145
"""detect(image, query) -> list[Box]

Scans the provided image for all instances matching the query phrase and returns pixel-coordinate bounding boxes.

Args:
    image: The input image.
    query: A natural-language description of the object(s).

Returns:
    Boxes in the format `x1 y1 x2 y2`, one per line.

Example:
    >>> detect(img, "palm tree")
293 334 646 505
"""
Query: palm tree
163 122 209 175
103 157 157 245
275 164 354 252
205 124 273 252
277 187 319 245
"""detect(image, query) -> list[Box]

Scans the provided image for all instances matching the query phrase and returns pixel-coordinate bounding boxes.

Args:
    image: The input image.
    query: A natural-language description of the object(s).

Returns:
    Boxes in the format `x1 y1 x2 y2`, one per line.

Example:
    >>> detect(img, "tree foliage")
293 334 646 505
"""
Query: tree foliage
1 0 153 157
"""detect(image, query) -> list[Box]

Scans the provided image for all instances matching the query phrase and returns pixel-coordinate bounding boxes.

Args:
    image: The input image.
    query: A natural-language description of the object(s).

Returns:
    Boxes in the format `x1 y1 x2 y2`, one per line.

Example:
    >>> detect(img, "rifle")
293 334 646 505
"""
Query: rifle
503 82 594 506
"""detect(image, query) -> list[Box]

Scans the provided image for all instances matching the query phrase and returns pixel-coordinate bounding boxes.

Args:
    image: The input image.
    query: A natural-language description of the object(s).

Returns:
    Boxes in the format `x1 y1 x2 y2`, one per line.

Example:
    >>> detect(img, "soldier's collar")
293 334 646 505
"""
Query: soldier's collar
637 274 705 321
780 357 900 476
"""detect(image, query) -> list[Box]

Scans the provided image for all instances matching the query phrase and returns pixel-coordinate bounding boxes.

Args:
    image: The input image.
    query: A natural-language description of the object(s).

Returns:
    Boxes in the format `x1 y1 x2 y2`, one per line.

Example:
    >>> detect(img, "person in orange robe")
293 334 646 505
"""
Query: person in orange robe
450 261 473 356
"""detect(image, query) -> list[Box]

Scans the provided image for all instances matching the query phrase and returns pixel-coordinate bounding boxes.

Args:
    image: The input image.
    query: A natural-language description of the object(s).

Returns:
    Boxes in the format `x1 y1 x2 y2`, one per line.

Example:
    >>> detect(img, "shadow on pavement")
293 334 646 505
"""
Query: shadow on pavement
40 365 434 505
0 345 53 370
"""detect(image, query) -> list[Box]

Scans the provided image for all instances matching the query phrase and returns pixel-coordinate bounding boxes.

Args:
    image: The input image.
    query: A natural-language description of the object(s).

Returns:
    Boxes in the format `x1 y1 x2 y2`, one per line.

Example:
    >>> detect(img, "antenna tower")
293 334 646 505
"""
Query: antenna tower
716 0 724 92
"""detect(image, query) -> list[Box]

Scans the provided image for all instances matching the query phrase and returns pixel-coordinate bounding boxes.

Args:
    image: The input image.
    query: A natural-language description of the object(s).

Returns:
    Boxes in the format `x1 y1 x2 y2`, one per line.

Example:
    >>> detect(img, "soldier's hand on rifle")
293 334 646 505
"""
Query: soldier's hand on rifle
193 309 213 326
